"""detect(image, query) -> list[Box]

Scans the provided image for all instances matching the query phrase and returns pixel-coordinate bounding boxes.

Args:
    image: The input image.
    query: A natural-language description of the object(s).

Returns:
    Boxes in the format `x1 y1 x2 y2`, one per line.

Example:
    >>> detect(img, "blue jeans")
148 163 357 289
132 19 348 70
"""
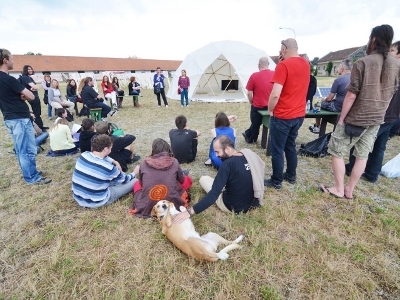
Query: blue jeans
88 102 111 118
35 132 49 146
47 104 52 118
129 90 140 96
5 118 42 184
346 118 400 182
244 105 268 143
269 116 304 185
180 88 189 106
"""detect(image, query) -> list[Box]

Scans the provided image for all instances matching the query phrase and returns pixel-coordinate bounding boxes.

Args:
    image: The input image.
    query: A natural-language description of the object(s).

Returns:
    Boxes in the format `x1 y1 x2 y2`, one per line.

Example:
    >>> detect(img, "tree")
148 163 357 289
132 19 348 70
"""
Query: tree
326 61 333 76
313 67 318 77
24 52 42 55
311 57 319 66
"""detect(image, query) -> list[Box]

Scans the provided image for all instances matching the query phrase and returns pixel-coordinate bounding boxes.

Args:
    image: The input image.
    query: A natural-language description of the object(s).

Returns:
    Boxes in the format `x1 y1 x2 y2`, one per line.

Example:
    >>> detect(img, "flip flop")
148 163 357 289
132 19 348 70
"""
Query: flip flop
344 195 354 200
319 184 343 199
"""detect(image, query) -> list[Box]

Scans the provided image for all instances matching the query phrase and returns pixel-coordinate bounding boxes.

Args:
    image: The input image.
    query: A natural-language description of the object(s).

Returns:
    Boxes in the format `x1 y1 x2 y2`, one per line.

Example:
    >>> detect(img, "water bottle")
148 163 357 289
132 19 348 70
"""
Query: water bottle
306 100 311 113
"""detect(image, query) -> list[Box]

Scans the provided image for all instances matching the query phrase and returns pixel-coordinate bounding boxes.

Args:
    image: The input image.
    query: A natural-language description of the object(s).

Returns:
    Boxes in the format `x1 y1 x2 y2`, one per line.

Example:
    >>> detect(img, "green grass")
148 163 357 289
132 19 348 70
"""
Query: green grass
0 80 399 299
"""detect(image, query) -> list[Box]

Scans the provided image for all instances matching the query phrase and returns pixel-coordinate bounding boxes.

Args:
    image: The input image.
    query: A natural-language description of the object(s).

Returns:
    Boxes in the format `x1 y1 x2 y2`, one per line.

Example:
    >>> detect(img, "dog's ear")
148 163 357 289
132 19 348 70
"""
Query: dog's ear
165 205 172 227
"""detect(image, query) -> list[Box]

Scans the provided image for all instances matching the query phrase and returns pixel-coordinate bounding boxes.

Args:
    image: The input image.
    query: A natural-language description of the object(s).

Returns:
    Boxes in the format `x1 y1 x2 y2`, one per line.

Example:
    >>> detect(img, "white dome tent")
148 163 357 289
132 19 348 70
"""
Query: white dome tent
167 40 276 102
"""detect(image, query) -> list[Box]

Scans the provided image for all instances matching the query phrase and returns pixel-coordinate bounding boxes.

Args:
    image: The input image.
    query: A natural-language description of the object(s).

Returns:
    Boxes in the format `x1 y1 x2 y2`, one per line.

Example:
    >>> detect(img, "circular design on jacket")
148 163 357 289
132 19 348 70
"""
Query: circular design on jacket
149 184 168 201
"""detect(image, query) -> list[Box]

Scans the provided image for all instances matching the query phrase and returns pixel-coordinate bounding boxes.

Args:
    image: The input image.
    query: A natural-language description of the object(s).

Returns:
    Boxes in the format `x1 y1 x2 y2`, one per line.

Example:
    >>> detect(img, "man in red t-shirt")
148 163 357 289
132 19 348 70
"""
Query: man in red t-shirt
264 38 310 190
242 57 274 144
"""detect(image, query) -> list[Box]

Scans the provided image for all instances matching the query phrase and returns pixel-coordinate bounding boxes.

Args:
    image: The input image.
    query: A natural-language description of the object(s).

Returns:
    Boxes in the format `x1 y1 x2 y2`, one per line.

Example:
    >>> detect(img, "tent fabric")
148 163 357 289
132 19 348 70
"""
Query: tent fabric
167 40 276 103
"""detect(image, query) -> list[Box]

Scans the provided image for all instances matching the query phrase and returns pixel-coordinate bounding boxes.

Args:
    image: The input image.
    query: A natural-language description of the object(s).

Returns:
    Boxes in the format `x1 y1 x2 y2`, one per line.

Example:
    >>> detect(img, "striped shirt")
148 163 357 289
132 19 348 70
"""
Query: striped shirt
72 151 134 208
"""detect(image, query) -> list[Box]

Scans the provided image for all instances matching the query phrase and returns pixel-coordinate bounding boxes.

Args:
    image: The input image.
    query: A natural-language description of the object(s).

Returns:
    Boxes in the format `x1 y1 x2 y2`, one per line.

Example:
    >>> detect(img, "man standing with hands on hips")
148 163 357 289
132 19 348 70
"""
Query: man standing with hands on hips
264 38 310 190
0 49 52 185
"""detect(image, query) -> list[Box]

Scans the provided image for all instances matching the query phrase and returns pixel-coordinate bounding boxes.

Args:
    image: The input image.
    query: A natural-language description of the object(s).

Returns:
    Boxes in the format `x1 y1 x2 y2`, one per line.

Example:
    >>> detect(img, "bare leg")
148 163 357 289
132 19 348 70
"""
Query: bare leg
344 158 367 199
316 117 321 127
327 156 345 197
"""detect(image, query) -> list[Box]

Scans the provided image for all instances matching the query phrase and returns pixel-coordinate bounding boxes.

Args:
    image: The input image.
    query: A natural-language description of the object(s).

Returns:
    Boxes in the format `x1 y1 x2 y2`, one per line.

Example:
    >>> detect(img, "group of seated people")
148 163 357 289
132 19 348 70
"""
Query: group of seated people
69 110 265 223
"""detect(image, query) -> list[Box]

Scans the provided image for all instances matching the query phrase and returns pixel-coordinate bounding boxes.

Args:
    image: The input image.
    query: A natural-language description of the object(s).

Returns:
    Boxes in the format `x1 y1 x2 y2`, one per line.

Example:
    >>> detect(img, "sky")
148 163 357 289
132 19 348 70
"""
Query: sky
1 0 399 61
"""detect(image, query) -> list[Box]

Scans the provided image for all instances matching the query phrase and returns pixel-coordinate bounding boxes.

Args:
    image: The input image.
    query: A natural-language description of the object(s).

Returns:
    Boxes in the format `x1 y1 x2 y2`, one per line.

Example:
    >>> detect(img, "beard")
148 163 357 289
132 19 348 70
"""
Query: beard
219 150 229 162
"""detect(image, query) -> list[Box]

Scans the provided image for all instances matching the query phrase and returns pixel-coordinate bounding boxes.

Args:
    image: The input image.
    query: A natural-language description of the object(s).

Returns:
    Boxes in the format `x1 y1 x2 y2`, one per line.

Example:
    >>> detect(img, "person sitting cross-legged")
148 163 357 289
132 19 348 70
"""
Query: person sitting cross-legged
72 134 138 208
169 115 201 164
95 121 140 172
172 135 265 224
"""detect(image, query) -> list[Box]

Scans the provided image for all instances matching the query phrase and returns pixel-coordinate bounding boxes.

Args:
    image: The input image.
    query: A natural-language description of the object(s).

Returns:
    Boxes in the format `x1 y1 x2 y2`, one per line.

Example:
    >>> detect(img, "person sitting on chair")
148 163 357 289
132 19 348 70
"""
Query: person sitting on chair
48 79 75 116
128 76 141 96
80 77 116 121
101 75 118 111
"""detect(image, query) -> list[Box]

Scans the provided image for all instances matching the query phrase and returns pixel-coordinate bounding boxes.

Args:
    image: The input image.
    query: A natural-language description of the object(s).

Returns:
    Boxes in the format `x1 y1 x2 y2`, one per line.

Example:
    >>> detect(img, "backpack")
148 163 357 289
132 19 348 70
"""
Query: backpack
298 133 331 158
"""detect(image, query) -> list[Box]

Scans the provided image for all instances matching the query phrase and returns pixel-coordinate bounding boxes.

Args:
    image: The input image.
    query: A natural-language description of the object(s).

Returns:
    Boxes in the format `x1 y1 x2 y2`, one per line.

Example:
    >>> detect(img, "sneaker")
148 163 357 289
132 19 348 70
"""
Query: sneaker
181 105 184 108
38 170 47 176
34 177 52 185
312 126 320 133
166 105 169 108
109 110 117 117
48 116 52 120
158 105 161 107
309 124 316 132
283 172 296 184
129 154 141 163
101 117 108 121
113 103 119 111
361 173 377 183
186 105 189 107
264 179 282 190
140 95 144 97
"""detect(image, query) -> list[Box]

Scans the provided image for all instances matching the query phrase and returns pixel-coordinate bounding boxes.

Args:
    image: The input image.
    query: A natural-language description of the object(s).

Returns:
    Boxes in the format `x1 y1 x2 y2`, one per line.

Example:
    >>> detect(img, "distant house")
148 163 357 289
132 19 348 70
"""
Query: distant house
11 55 182 89
317 46 366 76
269 53 310 65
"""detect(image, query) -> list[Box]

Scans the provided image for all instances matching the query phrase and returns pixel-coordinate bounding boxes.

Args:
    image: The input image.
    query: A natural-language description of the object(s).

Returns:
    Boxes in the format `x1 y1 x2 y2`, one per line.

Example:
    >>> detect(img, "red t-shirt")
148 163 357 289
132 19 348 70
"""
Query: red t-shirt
271 57 310 119
101 82 113 95
246 69 274 108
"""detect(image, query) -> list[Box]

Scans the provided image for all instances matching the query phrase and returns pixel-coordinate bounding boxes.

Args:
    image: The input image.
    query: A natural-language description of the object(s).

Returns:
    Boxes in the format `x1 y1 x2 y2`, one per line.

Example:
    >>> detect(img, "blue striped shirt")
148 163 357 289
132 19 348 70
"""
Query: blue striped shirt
72 151 134 208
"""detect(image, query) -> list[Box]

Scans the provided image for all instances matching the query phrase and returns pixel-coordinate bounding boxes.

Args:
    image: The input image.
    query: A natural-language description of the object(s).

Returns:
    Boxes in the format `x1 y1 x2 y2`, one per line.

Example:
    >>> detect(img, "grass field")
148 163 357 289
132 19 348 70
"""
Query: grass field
0 80 399 299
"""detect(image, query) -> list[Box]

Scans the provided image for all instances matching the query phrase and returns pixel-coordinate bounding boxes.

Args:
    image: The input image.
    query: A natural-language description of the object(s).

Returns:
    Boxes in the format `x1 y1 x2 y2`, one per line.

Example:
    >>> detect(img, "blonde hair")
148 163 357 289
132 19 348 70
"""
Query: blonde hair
77 78 85 93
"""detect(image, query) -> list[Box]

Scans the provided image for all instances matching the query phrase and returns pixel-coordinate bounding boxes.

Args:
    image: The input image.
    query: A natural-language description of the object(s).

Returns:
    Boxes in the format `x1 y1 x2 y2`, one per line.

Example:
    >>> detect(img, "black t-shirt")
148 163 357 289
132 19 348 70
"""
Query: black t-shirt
108 135 136 172
18 75 39 99
0 72 31 120
81 85 99 107
169 129 198 163
193 155 258 214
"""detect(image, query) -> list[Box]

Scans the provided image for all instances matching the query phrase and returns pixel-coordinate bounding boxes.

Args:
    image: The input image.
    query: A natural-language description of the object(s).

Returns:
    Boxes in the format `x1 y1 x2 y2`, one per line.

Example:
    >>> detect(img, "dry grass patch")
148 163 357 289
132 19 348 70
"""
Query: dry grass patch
1 82 400 299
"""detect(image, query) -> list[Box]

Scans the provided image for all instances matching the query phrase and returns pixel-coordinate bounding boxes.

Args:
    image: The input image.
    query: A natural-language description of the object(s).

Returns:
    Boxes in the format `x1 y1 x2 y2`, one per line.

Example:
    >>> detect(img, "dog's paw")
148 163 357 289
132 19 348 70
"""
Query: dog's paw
179 206 186 212
235 235 244 244
218 252 229 260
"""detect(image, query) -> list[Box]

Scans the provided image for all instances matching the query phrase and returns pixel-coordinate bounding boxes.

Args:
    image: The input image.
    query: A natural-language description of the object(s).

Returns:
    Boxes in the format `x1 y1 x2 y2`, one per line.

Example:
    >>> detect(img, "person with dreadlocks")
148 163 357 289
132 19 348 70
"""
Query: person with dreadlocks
319 24 400 199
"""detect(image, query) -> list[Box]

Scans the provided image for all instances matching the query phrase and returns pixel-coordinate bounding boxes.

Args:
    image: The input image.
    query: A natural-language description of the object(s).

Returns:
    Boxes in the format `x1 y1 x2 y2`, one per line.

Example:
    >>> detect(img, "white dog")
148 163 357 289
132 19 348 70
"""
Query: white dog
151 200 243 261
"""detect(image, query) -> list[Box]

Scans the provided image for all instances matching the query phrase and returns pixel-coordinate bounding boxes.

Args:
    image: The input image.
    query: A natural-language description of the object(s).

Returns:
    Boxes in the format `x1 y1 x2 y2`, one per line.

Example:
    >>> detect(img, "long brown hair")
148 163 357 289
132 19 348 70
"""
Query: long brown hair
151 138 174 157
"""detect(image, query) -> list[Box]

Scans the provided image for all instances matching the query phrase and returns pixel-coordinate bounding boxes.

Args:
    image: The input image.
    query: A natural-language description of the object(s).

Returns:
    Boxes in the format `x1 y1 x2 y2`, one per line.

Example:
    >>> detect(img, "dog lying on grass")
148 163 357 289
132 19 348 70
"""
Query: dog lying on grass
151 200 243 261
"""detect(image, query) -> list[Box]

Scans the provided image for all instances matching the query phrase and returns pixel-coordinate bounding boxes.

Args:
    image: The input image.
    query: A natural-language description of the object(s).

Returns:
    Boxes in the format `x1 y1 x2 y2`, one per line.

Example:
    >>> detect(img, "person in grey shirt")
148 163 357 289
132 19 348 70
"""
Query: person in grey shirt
310 59 352 133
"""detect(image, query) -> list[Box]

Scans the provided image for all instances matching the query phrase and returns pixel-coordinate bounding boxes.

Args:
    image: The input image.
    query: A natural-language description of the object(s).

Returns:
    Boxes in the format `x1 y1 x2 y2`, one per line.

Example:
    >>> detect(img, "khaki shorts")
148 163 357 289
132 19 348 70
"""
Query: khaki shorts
328 124 379 160
199 176 231 213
